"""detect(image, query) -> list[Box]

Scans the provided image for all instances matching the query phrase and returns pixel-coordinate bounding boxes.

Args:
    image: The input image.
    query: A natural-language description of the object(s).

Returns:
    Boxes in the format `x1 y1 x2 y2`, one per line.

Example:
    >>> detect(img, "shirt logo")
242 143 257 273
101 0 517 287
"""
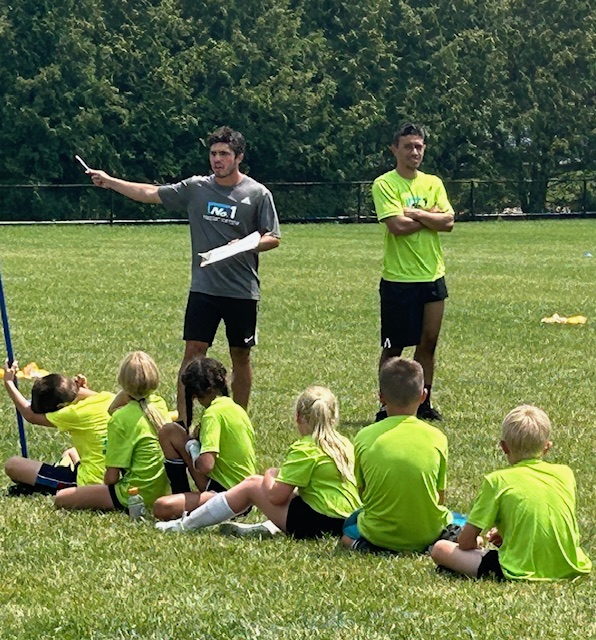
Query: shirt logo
241 197 252 205
208 201 237 219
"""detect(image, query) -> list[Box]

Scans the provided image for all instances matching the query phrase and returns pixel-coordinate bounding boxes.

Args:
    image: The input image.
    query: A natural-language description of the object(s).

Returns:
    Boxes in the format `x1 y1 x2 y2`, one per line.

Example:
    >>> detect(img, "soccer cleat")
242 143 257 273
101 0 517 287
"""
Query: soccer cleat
219 520 281 539
155 518 186 533
417 405 443 421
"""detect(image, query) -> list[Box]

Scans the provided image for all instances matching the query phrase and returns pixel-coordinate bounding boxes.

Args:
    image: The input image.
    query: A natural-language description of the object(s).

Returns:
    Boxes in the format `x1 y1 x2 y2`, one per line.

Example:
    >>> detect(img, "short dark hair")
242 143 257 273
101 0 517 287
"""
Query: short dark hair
207 126 246 157
379 358 424 406
30 374 78 414
181 357 229 427
393 122 426 146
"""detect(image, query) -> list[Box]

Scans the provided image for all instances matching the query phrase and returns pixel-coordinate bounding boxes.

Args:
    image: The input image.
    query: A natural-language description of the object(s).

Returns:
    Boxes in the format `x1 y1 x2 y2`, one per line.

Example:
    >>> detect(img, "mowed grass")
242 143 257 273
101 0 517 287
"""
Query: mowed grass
0 220 595 640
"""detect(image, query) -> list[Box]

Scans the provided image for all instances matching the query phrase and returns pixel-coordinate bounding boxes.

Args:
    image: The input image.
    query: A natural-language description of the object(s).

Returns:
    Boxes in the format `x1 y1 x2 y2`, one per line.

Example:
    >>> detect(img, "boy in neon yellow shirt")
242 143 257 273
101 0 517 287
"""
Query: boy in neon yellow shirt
341 358 455 553
431 405 592 581
3 360 113 494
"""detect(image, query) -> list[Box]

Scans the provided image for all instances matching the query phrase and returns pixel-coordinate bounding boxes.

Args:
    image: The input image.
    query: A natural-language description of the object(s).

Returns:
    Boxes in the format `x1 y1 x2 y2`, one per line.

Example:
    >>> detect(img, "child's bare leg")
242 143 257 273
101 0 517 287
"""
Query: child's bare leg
225 475 291 532
153 490 215 520
54 485 116 510
159 422 206 492
430 540 486 577
4 457 43 485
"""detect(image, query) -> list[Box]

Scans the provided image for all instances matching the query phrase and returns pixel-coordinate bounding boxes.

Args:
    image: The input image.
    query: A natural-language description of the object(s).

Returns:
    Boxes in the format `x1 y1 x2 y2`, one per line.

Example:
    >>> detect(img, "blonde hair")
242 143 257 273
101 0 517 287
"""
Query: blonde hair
501 405 551 461
295 386 355 484
117 351 167 434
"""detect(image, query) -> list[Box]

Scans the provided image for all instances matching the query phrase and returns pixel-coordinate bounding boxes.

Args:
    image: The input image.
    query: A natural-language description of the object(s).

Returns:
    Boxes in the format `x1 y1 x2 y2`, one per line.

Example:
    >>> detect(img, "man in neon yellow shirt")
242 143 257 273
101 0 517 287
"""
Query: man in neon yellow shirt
372 123 454 421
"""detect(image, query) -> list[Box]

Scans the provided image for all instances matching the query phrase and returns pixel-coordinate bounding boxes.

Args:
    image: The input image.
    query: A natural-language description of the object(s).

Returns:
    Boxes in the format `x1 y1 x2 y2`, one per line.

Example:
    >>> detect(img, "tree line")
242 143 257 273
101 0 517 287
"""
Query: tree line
0 0 594 216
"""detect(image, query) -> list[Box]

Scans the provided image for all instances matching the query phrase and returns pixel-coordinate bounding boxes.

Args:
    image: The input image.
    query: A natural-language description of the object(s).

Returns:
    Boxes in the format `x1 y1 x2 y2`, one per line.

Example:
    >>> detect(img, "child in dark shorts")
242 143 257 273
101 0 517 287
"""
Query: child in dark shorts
3 360 112 495
156 385 362 538
431 405 592 581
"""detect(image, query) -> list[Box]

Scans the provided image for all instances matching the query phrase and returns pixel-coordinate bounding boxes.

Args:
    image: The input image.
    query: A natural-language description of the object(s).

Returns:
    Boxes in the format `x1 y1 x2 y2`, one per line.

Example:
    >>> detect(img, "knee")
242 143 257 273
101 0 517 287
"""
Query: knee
181 343 208 367
153 496 176 520
230 348 251 367
430 539 452 564
159 422 183 447
54 488 75 509
4 456 21 480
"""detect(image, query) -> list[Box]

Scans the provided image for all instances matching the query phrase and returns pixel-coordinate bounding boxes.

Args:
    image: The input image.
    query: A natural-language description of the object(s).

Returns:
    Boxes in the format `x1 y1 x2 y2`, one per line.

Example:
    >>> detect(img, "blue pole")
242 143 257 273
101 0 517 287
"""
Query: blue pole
0 265 28 457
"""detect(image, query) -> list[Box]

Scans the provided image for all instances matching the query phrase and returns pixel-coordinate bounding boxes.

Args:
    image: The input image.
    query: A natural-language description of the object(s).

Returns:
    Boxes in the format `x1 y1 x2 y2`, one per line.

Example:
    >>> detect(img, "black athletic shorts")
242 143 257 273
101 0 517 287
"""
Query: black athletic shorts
477 549 505 580
285 495 346 540
205 478 227 493
108 484 128 511
183 292 258 348
380 277 448 349
36 462 79 494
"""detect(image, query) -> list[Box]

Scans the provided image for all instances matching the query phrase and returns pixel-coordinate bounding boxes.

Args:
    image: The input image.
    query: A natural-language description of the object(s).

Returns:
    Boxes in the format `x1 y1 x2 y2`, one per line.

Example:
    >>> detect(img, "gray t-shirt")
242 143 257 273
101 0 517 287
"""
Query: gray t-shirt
158 175 280 300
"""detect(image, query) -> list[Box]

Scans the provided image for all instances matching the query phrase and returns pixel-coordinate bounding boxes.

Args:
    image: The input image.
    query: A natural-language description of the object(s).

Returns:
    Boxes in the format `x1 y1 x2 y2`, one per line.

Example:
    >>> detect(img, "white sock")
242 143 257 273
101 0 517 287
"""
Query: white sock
181 492 235 530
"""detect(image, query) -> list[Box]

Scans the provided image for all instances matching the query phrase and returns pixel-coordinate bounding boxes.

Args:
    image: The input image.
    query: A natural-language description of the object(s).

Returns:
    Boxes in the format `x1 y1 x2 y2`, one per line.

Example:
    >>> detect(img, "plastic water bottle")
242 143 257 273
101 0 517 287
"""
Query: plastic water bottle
127 487 146 520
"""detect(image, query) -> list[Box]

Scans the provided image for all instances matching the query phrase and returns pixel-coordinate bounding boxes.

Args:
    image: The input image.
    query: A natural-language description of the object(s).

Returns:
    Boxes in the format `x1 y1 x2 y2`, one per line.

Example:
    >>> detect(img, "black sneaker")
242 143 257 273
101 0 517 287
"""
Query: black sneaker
417 406 443 421
375 406 388 422
6 483 37 497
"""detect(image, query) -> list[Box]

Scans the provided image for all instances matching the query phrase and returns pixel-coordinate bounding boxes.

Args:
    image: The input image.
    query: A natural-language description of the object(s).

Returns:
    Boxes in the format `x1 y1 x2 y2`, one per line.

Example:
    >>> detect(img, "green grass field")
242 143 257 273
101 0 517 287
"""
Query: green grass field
0 220 595 639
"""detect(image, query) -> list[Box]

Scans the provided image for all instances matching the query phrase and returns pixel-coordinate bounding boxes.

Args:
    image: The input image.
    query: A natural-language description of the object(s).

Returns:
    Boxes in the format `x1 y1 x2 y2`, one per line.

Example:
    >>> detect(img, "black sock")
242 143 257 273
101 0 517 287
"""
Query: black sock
164 459 191 494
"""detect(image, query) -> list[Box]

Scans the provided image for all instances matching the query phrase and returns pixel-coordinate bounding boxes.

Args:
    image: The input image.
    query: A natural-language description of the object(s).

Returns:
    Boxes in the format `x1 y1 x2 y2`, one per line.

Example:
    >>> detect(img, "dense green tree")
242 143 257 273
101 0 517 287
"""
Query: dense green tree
0 0 594 216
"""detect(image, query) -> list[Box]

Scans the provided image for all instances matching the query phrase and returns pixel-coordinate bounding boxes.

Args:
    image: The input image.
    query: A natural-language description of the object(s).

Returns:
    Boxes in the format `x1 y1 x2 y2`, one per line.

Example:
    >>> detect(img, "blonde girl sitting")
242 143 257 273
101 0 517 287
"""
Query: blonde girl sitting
156 385 362 538
55 351 170 511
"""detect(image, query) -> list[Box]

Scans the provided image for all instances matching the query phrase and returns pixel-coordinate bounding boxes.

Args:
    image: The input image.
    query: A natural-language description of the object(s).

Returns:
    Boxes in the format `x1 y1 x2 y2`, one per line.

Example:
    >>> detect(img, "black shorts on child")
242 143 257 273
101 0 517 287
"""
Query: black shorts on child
285 495 345 540
36 462 79 494
477 549 505 580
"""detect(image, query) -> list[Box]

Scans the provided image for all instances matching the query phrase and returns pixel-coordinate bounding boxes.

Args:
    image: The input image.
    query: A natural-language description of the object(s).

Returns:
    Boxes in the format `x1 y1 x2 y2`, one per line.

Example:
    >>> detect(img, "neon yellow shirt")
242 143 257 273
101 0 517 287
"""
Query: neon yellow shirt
46 391 114 486
276 435 362 518
354 415 451 551
105 394 170 508
468 459 592 581
372 170 453 282
199 396 257 489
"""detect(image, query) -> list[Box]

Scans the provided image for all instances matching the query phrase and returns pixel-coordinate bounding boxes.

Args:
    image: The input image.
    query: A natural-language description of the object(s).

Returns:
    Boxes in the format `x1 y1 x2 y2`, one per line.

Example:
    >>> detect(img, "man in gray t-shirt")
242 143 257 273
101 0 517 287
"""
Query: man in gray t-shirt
87 127 281 423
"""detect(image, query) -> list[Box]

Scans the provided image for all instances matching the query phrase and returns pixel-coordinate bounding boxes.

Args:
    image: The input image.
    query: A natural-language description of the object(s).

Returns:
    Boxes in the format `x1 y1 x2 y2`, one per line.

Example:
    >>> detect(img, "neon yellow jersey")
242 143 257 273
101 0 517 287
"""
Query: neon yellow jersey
199 396 257 489
46 391 114 486
276 435 362 518
372 170 453 282
105 394 170 508
354 415 451 551
468 459 592 581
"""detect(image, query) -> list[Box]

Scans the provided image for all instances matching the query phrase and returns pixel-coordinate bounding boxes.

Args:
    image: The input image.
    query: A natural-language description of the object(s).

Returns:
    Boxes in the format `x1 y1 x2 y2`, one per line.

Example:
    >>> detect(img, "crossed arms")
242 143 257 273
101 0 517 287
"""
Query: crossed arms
384 206 454 236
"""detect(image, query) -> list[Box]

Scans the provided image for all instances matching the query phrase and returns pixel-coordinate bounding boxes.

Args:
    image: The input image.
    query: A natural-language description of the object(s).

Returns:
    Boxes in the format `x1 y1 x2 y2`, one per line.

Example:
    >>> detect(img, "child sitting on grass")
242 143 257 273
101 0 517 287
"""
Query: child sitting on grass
153 357 257 520
3 359 113 495
342 357 457 553
54 351 170 510
431 405 592 581
156 385 362 539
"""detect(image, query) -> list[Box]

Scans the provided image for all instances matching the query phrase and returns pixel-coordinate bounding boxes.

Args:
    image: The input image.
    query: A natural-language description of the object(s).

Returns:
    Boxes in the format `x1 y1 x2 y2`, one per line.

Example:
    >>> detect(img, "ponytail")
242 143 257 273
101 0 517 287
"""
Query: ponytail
295 386 356 484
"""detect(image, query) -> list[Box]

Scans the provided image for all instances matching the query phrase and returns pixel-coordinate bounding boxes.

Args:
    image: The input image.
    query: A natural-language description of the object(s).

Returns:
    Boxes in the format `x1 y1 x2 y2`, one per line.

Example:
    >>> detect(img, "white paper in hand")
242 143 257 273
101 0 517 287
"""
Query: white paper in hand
199 231 261 267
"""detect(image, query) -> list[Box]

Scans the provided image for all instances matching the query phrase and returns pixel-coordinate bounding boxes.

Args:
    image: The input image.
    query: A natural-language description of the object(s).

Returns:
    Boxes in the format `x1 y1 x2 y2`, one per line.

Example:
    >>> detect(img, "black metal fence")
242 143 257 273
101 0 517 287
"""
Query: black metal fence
1 177 595 223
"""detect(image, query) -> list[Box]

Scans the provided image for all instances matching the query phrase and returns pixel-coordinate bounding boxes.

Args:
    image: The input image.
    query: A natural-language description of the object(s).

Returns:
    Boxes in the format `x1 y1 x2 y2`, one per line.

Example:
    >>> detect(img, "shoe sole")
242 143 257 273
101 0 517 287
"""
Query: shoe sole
219 522 274 539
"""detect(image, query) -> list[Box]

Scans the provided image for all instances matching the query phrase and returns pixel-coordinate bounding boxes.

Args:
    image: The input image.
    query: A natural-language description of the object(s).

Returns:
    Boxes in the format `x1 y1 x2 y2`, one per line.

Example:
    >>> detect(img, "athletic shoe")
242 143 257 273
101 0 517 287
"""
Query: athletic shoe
375 406 388 422
219 520 281 539
417 405 443 421
6 483 38 497
155 518 186 533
